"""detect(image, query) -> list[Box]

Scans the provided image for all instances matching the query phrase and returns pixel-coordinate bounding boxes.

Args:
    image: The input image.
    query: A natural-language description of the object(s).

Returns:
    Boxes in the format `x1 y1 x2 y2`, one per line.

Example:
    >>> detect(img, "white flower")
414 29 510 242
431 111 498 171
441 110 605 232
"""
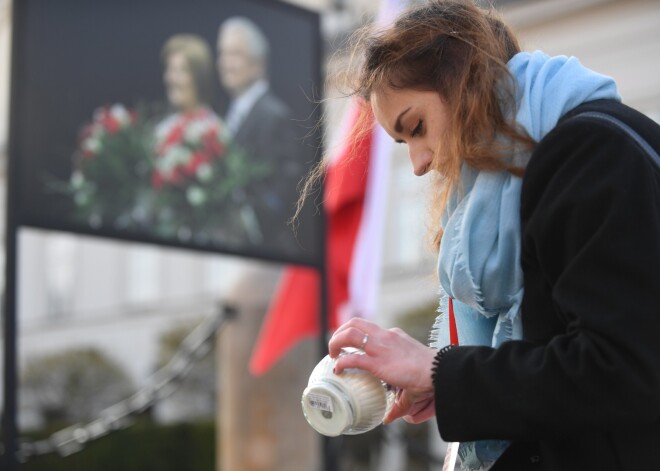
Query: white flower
186 186 207 206
183 120 207 143
154 114 178 143
196 164 213 182
70 171 86 189
81 135 102 155
159 146 189 172
109 104 131 127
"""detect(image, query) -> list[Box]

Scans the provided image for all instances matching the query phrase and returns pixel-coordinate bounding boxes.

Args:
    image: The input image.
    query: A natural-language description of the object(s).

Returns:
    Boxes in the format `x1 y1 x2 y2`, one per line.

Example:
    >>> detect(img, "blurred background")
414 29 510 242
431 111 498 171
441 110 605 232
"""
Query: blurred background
0 0 659 470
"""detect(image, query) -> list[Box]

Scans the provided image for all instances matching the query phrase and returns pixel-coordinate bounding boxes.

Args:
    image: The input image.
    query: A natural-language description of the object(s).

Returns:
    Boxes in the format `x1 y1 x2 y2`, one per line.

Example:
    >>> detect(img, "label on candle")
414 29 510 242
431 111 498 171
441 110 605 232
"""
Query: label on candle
307 393 333 413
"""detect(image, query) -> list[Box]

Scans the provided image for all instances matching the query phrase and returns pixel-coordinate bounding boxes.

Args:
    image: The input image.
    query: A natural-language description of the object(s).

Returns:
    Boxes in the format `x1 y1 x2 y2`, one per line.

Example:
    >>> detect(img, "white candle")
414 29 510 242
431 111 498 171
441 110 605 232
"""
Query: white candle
301 348 395 436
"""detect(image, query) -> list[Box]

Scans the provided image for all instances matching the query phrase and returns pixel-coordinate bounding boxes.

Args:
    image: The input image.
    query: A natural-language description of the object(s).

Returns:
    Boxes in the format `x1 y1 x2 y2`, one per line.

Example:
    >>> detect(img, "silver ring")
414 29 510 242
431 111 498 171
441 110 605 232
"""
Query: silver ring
359 333 369 351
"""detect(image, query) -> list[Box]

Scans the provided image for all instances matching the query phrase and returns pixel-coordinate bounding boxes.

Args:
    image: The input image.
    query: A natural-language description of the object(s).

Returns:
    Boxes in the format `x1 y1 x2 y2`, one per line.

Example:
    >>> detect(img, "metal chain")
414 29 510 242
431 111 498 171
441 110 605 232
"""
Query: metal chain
2 303 235 463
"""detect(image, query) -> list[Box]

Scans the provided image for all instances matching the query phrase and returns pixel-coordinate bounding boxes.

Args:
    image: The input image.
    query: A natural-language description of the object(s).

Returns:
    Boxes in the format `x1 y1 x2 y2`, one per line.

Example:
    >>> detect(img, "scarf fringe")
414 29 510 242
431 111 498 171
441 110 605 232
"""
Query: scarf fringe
446 199 487 315
429 292 449 349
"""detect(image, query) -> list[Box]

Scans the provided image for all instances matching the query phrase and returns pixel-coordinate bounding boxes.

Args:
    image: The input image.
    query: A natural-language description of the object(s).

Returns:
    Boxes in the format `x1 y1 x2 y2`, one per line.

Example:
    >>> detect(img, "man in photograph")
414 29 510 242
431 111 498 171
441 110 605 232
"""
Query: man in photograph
216 16 302 255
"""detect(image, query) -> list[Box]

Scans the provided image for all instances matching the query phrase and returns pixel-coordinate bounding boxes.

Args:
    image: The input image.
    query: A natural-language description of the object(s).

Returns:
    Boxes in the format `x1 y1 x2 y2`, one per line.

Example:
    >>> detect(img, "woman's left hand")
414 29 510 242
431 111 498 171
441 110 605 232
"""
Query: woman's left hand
328 318 438 424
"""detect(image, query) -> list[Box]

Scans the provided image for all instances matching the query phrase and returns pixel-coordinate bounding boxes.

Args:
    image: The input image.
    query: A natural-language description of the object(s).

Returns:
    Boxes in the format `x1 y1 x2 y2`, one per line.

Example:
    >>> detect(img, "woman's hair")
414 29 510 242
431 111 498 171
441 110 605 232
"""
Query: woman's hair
161 34 215 106
297 0 534 247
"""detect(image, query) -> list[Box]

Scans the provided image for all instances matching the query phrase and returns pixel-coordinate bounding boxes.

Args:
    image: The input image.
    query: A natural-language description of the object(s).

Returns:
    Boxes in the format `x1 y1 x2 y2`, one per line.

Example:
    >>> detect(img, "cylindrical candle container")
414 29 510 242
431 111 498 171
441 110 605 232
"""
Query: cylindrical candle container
301 348 395 437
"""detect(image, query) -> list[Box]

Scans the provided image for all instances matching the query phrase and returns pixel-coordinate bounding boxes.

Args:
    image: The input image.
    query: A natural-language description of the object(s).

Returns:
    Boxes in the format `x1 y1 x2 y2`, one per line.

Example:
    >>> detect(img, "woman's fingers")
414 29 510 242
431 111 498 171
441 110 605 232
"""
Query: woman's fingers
333 355 371 374
330 317 374 338
383 391 411 424
328 319 382 358
404 401 436 424
383 391 436 425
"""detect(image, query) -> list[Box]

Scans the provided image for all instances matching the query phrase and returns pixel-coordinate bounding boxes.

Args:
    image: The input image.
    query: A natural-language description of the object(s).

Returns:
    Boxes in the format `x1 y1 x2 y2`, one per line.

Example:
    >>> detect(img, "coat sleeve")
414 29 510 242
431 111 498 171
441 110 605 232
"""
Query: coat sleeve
433 117 660 442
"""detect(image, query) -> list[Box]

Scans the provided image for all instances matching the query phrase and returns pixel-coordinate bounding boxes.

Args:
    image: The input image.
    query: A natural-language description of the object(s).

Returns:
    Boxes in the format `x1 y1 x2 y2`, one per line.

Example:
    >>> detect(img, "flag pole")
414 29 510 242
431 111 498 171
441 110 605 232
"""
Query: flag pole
318 174 340 471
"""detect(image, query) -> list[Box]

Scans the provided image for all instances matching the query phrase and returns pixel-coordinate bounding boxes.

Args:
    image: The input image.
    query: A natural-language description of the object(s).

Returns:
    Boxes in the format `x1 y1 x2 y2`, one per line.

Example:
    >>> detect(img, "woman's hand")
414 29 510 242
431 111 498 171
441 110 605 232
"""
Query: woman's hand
328 318 438 424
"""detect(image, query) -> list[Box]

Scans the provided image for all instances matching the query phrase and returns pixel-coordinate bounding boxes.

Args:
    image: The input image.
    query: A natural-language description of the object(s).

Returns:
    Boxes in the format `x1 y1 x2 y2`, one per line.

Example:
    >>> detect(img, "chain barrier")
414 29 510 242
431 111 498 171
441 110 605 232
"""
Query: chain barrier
1 303 236 463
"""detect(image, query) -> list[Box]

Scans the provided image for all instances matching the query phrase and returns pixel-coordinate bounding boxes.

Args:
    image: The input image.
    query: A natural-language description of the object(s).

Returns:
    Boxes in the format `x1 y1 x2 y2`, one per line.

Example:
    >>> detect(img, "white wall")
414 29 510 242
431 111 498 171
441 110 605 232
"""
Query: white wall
504 0 660 114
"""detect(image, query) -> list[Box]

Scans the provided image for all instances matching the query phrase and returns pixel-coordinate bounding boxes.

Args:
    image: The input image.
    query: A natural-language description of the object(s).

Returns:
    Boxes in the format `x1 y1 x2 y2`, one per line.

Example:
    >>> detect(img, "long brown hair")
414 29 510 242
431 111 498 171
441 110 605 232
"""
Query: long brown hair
298 0 534 247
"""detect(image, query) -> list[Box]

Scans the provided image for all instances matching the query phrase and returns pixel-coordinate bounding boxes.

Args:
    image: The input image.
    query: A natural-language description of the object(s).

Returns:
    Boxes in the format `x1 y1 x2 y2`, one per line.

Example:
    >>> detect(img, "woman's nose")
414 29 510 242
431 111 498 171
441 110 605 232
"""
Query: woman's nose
408 146 432 176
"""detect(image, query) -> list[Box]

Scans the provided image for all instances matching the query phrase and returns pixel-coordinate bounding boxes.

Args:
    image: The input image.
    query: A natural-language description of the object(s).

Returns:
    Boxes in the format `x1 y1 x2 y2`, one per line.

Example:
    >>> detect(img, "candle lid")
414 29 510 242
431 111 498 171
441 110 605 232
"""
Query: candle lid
301 380 354 437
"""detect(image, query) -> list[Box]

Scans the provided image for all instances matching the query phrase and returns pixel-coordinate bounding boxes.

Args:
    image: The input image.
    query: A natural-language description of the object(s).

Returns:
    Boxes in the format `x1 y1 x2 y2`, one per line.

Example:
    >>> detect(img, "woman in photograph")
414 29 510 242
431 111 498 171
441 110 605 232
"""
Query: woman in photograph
152 33 224 190
316 0 660 469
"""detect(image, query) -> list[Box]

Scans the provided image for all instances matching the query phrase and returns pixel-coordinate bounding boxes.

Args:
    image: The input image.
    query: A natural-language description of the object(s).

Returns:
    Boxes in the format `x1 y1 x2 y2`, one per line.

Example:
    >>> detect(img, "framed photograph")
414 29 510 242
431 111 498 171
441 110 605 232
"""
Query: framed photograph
9 0 324 267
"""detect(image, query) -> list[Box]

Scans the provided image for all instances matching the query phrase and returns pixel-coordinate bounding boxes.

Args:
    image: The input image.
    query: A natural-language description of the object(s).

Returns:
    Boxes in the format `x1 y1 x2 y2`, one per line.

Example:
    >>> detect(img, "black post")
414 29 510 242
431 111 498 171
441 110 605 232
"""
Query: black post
2 58 20 471
319 264 337 471
2 226 18 471
2 3 23 468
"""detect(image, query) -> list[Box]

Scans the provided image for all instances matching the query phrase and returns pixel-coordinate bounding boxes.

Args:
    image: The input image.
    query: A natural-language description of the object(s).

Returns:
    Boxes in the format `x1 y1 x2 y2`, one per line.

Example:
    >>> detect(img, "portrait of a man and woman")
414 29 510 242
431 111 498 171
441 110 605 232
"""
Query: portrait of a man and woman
11 0 322 266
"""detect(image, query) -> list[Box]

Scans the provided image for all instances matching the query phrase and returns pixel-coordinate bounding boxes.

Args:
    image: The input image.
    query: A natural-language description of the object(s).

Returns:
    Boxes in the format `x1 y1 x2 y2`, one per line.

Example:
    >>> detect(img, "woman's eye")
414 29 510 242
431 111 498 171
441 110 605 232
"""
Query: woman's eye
411 120 423 137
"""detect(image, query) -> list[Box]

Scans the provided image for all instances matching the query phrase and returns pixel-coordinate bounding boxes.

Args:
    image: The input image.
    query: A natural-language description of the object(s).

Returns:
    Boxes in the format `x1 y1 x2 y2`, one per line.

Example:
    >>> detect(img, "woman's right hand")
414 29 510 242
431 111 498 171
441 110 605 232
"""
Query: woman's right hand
328 318 438 424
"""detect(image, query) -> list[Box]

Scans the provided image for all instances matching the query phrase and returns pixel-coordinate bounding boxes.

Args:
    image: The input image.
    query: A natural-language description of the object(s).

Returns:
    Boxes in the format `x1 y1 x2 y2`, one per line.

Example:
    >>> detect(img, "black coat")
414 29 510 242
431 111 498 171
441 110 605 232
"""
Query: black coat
432 100 660 470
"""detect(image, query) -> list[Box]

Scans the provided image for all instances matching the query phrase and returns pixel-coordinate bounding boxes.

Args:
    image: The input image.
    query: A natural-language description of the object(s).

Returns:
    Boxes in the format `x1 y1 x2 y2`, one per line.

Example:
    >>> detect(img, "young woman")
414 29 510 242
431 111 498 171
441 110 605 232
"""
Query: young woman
153 34 223 188
322 1 660 469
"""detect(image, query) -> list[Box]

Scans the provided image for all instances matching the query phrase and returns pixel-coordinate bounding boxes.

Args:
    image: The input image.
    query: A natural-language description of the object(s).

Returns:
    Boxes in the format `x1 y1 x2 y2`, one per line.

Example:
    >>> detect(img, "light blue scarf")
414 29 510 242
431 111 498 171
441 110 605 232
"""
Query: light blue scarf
429 51 620 471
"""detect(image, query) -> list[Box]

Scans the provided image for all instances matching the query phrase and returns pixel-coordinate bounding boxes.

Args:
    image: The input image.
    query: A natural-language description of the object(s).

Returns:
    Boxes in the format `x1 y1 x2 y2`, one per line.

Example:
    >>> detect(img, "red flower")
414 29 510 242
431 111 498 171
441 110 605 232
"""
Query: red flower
202 128 225 157
162 122 185 150
170 167 185 185
100 111 121 135
81 149 96 159
152 172 164 189
184 152 210 176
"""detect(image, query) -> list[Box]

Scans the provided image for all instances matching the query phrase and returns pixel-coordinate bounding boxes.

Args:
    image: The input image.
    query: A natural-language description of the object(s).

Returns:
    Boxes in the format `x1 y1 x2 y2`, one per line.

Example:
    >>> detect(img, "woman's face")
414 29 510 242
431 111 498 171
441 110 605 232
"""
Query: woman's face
371 87 450 176
164 52 199 112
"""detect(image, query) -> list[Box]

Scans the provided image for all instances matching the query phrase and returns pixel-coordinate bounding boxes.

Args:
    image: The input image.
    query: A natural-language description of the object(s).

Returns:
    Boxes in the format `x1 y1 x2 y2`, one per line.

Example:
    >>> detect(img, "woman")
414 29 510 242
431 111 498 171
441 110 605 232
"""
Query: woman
151 34 244 242
321 1 660 470
152 34 224 189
